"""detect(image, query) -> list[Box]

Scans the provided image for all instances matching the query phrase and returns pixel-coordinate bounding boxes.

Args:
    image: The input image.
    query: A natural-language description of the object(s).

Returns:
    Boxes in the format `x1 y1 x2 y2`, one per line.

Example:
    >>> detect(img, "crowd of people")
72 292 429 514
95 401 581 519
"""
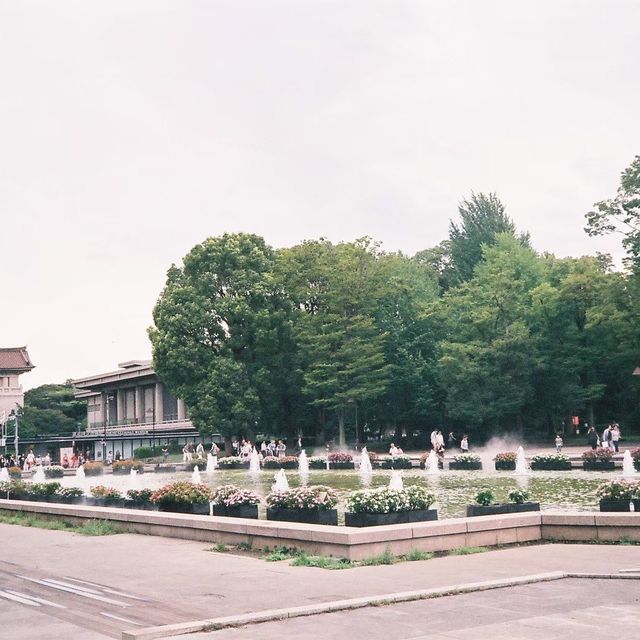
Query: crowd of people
586 423 622 451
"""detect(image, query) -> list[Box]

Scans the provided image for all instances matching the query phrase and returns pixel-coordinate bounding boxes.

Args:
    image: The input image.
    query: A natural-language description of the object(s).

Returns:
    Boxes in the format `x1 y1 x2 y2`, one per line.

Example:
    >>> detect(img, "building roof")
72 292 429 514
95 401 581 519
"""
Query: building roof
0 347 34 372
72 360 157 392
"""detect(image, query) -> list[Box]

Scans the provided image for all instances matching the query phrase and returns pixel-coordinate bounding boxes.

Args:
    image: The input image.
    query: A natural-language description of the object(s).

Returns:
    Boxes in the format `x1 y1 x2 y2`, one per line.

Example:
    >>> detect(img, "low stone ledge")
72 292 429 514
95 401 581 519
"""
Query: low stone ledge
541 512 597 526
465 512 541 532
594 513 640 527
411 519 466 539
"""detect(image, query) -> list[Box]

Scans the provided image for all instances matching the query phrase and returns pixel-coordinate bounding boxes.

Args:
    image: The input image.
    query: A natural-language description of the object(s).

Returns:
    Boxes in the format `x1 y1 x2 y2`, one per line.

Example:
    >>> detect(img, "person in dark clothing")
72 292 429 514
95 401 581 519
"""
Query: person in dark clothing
587 426 599 450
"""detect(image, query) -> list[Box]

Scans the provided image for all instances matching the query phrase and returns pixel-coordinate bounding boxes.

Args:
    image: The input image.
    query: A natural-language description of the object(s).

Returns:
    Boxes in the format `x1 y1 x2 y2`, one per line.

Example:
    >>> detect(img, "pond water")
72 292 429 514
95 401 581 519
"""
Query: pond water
55 467 620 518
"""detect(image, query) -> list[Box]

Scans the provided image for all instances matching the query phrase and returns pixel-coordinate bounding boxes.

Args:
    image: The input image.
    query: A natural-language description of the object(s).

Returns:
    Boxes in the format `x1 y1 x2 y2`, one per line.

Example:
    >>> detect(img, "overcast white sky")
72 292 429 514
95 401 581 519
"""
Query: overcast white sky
1 0 639 389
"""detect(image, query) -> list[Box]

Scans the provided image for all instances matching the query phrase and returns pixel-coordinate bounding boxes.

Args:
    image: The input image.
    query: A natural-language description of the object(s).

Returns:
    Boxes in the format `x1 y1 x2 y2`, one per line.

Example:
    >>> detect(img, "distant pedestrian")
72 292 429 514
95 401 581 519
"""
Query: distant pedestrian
602 425 612 450
161 447 169 462
555 434 563 453
587 426 599 450
447 432 457 449
611 424 621 452
460 435 469 453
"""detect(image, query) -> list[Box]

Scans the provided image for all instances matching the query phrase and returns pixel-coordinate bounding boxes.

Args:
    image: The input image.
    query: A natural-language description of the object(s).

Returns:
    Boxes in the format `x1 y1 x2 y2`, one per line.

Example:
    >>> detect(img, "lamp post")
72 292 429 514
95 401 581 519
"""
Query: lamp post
9 409 18 458
104 394 114 462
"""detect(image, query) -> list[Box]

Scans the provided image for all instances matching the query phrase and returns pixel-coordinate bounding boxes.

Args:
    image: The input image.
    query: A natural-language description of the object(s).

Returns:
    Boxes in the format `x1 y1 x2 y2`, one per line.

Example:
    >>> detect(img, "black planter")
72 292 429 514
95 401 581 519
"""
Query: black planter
123 500 157 511
379 459 413 470
419 460 444 470
54 496 87 505
112 468 144 475
329 462 355 470
494 461 516 471
211 504 259 519
266 508 338 526
154 464 177 473
466 502 540 517
583 461 615 471
263 461 298 470
217 462 250 470
85 497 125 508
530 461 572 471
345 509 438 527
158 502 210 515
599 499 639 512
448 461 482 471
309 461 329 470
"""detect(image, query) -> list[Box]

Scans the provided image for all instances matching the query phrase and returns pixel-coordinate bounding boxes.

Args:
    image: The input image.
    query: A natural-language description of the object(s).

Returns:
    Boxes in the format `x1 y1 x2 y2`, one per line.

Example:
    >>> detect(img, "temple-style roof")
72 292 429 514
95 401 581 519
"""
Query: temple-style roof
0 347 34 372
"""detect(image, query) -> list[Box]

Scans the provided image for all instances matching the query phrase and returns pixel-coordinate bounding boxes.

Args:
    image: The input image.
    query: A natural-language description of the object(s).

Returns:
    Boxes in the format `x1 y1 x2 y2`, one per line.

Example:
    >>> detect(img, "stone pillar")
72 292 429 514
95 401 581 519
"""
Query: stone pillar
99 392 107 425
177 398 186 421
135 387 144 423
154 382 164 424
116 389 125 425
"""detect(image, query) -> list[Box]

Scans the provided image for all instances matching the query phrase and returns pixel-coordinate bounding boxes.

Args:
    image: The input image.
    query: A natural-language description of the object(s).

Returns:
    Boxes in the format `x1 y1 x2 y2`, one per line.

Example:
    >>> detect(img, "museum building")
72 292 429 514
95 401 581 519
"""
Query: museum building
72 360 208 460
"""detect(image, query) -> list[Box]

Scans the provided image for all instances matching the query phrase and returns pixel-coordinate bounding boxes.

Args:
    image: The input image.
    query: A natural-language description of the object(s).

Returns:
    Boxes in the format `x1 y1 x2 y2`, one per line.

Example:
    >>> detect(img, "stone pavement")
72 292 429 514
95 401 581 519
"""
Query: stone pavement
1 522 639 639
182 578 640 640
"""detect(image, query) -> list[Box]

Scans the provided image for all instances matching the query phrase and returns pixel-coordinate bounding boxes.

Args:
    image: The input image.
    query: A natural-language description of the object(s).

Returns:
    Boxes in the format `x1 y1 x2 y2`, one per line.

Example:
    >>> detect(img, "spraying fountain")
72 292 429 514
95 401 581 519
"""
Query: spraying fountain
514 446 530 475
0 467 9 482
76 465 85 480
359 447 373 475
389 469 403 490
272 468 290 492
298 450 309 476
206 453 217 474
127 468 141 491
249 449 261 474
423 450 440 476
32 466 46 482
622 450 637 477
191 465 202 484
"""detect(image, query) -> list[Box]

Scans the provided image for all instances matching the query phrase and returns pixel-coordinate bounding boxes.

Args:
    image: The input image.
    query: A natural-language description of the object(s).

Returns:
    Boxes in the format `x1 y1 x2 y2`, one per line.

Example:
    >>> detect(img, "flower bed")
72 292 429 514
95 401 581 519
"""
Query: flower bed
466 488 540 517
43 465 65 479
308 456 328 469
344 486 437 527
327 452 354 470
262 455 299 470
151 481 211 515
596 480 639 512
8 466 22 480
25 482 62 502
494 452 517 471
530 454 572 471
124 489 156 510
112 459 145 474
582 448 615 471
378 454 412 470
0 480 28 499
266 486 338 525
217 456 249 470
154 464 177 473
210 485 260 519
183 458 207 472
632 448 640 472
83 461 104 476
53 486 85 504
87 485 124 507
449 454 482 471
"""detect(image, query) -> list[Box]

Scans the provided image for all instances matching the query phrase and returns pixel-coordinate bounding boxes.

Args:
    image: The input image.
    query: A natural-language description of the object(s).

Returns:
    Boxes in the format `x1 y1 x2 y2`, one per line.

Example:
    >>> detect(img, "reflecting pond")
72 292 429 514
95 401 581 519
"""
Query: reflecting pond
56 467 621 518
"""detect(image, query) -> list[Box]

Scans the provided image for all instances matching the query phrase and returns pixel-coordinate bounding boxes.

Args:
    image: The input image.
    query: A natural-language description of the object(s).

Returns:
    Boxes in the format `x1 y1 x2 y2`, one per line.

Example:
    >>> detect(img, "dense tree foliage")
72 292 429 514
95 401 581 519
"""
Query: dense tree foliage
18 383 86 438
150 184 640 446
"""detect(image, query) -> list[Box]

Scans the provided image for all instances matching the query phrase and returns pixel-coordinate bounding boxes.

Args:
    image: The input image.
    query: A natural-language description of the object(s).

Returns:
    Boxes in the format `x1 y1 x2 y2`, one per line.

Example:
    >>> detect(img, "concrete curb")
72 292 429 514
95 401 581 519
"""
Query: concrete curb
121 571 568 640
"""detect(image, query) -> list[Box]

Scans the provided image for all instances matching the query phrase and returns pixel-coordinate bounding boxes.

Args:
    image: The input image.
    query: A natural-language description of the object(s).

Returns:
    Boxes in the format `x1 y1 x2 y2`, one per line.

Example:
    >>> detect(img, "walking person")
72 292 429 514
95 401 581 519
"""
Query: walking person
447 432 457 449
611 424 621 452
460 434 469 453
555 434 563 453
587 426 599 450
602 425 612 450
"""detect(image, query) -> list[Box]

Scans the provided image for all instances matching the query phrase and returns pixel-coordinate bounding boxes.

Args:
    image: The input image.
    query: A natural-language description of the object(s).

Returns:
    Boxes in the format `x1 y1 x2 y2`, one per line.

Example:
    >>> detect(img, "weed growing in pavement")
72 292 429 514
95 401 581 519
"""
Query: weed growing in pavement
291 553 352 570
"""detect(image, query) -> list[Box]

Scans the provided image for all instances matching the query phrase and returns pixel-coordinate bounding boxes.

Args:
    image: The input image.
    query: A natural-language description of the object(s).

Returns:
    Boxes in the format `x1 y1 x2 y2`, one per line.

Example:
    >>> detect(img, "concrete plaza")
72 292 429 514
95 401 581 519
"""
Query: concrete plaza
1 523 639 639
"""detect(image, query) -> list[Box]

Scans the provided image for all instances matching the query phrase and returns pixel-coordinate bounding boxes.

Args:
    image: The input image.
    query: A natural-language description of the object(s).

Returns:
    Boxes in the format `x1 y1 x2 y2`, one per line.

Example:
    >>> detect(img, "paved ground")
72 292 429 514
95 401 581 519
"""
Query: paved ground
2 523 639 639
182 578 640 640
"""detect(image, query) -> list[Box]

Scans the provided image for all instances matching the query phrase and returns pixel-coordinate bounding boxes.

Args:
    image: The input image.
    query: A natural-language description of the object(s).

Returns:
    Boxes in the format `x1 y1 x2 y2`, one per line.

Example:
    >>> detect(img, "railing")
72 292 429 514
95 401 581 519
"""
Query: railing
75 418 193 437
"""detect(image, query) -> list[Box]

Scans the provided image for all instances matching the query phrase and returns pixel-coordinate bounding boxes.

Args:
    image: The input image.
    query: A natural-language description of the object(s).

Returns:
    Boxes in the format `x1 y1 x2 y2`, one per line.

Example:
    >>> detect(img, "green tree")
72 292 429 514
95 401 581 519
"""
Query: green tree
585 155 640 269
149 233 295 452
18 383 85 438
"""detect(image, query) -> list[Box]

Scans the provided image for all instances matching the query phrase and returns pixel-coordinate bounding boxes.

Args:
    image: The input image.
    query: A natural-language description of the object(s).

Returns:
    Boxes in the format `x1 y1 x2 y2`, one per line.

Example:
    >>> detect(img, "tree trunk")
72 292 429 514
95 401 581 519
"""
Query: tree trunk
589 404 596 431
338 407 346 448
224 434 233 456
315 409 326 446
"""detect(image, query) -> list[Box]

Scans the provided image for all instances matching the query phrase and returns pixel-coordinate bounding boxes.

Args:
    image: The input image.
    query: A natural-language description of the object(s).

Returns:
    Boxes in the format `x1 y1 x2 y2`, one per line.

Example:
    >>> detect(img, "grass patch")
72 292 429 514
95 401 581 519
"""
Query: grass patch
360 548 395 566
448 546 488 556
402 549 433 562
291 553 352 570
236 542 252 551
0 512 124 536
264 546 301 561
209 543 228 553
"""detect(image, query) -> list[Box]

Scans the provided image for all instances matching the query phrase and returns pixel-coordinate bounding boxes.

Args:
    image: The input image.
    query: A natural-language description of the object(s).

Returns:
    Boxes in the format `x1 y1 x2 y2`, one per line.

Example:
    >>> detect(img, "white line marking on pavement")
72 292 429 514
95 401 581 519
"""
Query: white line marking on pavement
100 612 143 626
5 590 66 609
64 577 149 601
16 576 129 607
0 590 41 606
41 578 103 594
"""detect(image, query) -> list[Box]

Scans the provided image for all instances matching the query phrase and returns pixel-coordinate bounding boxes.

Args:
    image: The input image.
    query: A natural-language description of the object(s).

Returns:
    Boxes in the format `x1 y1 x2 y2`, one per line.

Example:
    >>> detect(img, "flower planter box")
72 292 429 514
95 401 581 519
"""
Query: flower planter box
379 459 413 470
494 461 516 471
112 467 144 475
466 502 540 517
154 464 177 473
449 461 482 471
266 508 338 526
344 509 438 527
211 505 259 519
217 462 250 470
599 499 640 512
52 496 86 506
123 500 157 511
85 497 126 508
419 461 444 470
530 461 572 471
263 461 298 470
328 462 355 470
583 461 615 471
158 502 210 515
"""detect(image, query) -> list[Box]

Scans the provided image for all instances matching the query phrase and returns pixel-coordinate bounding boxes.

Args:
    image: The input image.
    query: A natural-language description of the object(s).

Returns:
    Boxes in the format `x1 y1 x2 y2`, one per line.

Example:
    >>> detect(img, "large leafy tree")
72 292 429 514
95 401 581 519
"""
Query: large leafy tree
448 192 529 285
585 155 640 270
149 233 296 452
19 383 85 438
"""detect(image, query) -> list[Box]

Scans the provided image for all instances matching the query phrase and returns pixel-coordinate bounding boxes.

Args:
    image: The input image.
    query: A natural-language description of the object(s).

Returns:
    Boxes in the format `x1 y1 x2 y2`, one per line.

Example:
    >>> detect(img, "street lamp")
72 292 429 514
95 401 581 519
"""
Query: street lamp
8 409 18 458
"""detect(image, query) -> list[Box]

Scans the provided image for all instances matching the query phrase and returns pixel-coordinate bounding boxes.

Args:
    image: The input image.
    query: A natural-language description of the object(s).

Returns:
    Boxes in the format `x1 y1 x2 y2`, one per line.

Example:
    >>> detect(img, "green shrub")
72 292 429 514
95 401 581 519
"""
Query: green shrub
133 446 156 459
83 461 104 476
475 490 494 506
43 465 65 478
508 489 529 504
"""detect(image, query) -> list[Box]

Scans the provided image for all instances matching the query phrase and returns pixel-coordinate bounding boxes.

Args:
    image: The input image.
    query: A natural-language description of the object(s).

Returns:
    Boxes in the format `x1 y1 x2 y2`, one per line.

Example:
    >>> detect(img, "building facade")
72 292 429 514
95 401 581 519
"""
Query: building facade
72 360 206 460
0 347 34 419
